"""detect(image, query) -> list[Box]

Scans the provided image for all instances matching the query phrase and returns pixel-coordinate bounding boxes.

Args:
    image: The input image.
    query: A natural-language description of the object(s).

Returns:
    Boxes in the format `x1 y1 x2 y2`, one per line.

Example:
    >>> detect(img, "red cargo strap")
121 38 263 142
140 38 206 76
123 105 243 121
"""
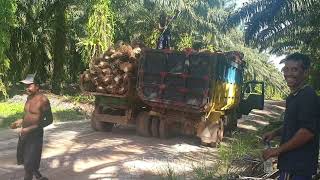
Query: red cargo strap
163 49 173 54
159 84 166 95
173 101 185 107
180 73 190 79
203 75 209 81
179 88 189 94
159 84 166 90
160 71 168 78
203 89 209 96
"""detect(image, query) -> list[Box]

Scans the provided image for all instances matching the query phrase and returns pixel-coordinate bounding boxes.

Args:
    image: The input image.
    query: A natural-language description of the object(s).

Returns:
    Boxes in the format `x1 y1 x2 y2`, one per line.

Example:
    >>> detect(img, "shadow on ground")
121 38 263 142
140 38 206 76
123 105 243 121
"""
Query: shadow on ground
238 100 285 132
1 100 286 180
1 121 217 180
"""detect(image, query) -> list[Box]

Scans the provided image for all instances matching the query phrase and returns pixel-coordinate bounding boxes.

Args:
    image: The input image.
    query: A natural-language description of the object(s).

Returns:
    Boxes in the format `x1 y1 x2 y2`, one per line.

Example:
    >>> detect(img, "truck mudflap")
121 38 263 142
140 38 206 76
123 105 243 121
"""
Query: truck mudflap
196 111 224 147
197 119 224 147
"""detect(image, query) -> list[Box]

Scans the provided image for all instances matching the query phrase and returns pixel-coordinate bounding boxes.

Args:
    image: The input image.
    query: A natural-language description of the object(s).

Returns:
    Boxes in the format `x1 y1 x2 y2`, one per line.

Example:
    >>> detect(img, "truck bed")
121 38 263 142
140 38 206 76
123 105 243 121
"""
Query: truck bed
137 49 244 112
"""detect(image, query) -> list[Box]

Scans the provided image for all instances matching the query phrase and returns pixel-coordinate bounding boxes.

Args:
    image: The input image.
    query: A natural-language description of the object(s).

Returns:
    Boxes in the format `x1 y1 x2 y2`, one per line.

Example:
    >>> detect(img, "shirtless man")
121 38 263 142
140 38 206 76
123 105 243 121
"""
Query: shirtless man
11 74 53 180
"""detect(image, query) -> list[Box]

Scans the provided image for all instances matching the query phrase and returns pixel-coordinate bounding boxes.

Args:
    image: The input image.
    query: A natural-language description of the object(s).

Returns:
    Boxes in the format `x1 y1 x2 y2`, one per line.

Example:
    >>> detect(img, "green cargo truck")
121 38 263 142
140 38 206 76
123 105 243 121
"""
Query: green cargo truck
81 48 264 146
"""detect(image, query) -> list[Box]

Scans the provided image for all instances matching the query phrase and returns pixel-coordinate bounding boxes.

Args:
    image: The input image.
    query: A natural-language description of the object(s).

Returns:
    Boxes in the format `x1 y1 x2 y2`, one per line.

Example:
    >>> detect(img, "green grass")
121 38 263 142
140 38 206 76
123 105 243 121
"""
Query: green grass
63 94 95 104
217 132 261 169
157 132 264 180
0 102 24 128
158 164 187 180
193 164 218 180
161 166 180 180
53 108 86 122
0 101 86 129
189 132 263 179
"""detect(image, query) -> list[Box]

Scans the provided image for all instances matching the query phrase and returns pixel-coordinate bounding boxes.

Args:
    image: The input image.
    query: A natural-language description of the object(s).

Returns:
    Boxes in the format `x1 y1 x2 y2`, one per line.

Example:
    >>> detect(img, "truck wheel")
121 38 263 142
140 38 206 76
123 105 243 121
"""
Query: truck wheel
91 107 114 132
136 111 151 137
151 117 160 137
159 120 169 139
92 120 114 132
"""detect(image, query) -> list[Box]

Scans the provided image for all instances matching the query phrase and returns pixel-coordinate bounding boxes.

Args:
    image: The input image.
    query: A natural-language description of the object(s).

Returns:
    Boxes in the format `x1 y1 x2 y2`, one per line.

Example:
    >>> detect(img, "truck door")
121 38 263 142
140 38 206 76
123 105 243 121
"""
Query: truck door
239 81 265 115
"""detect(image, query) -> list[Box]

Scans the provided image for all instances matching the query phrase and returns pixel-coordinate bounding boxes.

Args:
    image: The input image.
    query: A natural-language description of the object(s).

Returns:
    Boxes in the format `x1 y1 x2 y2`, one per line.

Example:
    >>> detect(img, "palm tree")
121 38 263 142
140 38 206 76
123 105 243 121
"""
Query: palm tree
6 0 95 94
227 0 320 90
0 1 16 97
227 0 318 52
6 1 54 83
111 0 235 49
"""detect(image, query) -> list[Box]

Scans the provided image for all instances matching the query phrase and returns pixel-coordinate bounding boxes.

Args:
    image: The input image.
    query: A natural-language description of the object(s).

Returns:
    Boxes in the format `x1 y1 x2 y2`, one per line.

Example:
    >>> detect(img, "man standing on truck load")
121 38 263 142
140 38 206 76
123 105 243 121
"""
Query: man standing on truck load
262 53 319 180
157 11 171 49
10 74 52 180
156 10 179 50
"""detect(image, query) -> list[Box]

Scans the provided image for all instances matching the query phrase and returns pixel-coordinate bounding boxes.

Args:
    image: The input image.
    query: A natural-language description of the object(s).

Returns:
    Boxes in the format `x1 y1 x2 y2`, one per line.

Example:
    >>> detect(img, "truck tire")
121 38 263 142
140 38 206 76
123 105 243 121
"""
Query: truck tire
136 111 151 137
91 108 114 132
159 120 169 139
151 117 160 137
91 119 114 132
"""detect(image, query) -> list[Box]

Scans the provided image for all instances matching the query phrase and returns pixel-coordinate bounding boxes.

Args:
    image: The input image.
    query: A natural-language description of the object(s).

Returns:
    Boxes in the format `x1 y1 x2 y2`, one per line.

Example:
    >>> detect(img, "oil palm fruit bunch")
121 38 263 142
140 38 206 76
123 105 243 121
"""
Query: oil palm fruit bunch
80 43 141 95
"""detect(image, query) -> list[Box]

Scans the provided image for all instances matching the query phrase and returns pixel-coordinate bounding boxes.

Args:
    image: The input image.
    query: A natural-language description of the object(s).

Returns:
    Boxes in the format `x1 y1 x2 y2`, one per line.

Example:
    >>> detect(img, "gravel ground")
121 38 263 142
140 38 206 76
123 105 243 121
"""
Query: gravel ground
0 95 285 180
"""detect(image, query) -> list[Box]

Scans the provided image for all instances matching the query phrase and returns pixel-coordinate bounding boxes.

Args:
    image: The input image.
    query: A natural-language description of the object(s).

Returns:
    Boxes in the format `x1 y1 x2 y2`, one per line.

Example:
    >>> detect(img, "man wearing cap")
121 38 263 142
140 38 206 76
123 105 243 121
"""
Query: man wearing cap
157 11 171 49
11 74 52 180
262 53 319 179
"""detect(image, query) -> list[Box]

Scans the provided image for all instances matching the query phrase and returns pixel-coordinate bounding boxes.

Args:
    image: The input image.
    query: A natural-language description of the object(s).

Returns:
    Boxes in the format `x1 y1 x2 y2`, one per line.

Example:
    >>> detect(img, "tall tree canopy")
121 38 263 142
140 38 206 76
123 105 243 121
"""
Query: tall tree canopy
227 0 320 91
110 0 288 99
0 1 16 96
0 0 288 99
78 0 114 62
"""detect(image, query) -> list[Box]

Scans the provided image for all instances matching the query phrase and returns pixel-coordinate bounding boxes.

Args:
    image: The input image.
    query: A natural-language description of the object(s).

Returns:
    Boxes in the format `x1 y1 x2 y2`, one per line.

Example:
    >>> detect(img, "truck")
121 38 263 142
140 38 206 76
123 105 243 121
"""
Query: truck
80 47 264 146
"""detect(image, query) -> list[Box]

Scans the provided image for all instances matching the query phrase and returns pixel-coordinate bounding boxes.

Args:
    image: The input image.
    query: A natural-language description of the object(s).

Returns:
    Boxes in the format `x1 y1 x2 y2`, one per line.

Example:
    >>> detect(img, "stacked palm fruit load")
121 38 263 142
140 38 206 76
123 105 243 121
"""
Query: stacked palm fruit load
80 43 142 95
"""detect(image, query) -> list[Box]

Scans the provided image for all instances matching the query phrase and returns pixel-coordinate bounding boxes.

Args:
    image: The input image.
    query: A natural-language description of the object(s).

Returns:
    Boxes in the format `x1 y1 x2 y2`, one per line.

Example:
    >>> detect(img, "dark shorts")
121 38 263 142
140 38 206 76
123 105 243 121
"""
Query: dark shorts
157 34 171 49
17 129 43 172
279 172 312 180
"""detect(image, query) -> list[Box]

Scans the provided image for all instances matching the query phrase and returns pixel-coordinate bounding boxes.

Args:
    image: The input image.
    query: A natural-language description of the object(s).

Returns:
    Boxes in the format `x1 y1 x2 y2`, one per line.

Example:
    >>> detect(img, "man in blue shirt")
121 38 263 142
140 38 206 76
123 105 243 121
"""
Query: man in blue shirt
262 53 319 179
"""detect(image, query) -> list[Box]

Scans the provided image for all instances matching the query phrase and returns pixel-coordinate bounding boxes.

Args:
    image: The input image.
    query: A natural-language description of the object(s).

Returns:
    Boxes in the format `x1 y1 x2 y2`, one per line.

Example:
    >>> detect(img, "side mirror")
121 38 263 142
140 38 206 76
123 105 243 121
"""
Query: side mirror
239 81 265 115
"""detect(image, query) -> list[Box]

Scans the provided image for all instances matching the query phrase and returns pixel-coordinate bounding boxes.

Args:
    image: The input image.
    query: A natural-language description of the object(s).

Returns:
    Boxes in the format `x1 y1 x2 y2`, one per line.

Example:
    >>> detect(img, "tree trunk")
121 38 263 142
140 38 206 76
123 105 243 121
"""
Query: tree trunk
70 39 83 82
52 1 66 94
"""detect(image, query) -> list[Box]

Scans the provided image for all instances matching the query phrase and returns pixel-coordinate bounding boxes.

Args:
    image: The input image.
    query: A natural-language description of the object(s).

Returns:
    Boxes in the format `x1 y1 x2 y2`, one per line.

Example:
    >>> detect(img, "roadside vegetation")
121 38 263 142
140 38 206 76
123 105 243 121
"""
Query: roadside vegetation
0 0 292 101
158 132 264 179
1 0 317 179
0 95 89 129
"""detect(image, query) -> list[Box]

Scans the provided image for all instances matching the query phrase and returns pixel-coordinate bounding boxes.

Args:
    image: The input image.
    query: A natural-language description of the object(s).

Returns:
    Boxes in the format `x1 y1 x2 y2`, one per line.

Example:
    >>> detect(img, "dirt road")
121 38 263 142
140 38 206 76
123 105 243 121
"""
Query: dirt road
0 100 284 180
